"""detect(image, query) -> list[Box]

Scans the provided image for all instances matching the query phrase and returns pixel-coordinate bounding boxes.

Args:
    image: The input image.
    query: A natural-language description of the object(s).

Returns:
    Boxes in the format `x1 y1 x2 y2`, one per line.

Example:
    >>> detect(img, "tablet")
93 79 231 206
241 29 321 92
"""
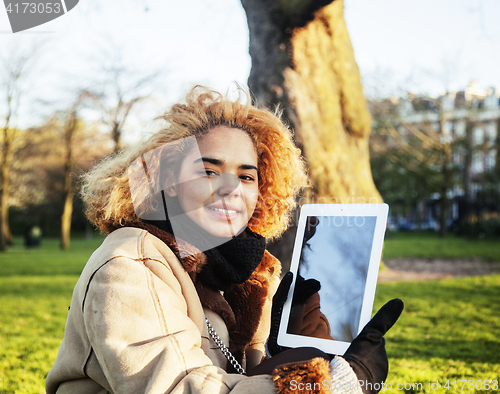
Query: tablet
277 203 389 355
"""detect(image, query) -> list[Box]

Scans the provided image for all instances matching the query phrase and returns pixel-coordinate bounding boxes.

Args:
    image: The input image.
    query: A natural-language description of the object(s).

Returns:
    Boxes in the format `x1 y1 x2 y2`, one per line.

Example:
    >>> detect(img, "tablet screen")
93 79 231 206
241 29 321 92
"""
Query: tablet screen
278 204 388 354
289 215 377 342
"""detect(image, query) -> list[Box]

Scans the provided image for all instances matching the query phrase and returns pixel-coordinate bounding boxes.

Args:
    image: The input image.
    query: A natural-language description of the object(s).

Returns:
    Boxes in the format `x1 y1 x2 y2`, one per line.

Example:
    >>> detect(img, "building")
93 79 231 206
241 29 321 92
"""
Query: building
369 82 500 231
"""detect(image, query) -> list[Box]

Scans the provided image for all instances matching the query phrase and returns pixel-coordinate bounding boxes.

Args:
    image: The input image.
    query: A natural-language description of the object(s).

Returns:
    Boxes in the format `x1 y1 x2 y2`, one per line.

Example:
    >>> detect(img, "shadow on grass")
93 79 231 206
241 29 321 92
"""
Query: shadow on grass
376 275 500 369
0 237 105 276
389 338 500 364
0 276 78 296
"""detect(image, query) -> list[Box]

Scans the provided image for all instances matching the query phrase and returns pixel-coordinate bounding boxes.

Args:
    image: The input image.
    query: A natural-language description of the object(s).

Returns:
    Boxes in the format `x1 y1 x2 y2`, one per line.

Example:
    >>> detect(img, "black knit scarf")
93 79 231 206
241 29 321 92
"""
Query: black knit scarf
144 217 266 292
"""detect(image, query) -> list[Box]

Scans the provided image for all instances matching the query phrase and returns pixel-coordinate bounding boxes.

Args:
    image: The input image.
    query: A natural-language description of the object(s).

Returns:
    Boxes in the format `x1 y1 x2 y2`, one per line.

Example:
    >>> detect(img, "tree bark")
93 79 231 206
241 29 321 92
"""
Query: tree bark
439 161 450 238
112 122 121 154
0 43 40 251
1 123 14 251
242 0 380 267
61 190 74 250
0 145 12 250
60 111 77 250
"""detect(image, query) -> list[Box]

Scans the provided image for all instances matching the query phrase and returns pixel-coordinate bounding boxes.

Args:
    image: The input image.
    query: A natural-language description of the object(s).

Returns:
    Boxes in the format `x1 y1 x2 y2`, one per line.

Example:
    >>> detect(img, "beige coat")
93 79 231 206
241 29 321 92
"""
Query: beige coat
46 227 332 394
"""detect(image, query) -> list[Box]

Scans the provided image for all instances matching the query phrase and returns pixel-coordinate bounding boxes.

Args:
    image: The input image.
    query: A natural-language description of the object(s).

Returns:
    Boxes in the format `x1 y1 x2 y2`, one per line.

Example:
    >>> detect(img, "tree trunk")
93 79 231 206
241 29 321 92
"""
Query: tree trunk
242 0 381 268
60 112 77 250
0 157 11 251
439 163 450 238
61 155 74 249
496 117 500 176
496 117 500 214
112 122 121 154
61 190 74 250
0 128 13 251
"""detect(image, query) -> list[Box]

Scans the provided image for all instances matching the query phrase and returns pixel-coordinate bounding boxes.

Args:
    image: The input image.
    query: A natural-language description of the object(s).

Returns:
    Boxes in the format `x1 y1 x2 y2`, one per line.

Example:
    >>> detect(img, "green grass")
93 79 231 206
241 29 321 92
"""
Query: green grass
0 237 104 276
383 232 500 261
375 275 500 393
0 237 103 393
0 234 499 393
0 276 78 394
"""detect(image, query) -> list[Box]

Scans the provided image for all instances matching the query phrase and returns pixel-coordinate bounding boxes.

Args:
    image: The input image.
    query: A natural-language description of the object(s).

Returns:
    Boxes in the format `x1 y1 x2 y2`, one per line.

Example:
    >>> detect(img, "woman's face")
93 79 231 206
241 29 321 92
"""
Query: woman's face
167 126 259 238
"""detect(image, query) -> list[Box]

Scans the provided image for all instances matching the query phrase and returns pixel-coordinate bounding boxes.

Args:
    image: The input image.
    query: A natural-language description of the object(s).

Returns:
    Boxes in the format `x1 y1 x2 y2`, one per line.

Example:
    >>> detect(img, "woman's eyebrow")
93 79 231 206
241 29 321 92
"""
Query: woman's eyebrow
194 157 257 172
240 164 258 172
194 157 222 166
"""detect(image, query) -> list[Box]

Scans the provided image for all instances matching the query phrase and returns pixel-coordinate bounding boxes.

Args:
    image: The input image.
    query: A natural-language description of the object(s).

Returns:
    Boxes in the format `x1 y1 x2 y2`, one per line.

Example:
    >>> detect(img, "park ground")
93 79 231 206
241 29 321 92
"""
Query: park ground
0 232 499 394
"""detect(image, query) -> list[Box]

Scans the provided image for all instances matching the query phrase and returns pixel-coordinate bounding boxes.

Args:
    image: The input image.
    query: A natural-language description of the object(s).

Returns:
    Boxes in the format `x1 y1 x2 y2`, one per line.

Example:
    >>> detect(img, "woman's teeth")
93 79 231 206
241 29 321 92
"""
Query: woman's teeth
209 207 238 214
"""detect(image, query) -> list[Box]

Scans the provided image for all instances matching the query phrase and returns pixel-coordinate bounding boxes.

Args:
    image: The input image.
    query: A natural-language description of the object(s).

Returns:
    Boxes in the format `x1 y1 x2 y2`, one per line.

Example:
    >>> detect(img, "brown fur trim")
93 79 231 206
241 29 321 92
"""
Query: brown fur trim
225 277 269 362
252 250 281 282
129 223 283 366
272 357 332 394
224 251 281 364
194 280 237 333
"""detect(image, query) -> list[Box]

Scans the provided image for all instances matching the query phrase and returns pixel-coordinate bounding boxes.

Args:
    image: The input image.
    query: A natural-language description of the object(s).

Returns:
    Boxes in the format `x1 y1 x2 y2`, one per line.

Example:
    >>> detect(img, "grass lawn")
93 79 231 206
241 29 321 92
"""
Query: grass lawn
0 237 104 276
376 276 500 393
0 276 78 393
383 231 500 261
0 237 102 393
0 233 499 393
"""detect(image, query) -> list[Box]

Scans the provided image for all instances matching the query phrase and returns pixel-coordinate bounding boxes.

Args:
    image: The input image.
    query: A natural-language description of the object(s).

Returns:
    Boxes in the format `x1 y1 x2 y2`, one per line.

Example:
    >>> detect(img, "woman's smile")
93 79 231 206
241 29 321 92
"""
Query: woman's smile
166 126 259 238
206 203 242 221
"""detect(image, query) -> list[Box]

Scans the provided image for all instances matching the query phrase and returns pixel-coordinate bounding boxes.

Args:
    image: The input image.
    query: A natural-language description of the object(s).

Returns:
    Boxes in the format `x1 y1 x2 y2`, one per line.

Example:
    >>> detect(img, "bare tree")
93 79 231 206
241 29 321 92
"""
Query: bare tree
53 91 110 249
370 97 453 236
0 43 40 251
241 0 378 264
85 45 160 152
24 95 110 249
60 99 81 250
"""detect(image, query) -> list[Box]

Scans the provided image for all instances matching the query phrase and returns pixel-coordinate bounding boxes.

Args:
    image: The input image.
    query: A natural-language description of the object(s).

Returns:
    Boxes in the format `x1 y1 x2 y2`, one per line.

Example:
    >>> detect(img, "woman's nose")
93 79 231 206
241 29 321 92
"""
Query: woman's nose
216 173 241 197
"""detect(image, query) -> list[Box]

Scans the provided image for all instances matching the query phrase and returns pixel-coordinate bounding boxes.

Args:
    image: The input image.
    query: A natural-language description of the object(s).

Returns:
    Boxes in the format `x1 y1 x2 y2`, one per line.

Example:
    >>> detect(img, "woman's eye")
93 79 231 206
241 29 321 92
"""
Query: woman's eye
240 175 255 182
202 169 218 177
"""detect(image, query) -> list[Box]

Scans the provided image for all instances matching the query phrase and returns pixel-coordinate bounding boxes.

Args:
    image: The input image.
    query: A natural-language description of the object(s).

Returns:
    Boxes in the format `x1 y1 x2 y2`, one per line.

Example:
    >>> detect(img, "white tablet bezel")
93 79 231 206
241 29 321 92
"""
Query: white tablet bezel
277 203 389 355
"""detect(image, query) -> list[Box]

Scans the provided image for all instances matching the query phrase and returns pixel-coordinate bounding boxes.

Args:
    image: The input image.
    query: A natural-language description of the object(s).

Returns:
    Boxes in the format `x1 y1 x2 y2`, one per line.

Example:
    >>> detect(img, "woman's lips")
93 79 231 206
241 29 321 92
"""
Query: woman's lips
206 205 241 221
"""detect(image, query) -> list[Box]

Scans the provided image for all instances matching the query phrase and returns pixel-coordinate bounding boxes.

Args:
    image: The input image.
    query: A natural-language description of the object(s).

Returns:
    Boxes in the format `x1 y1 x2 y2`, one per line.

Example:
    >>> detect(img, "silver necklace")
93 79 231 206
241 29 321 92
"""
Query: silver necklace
205 317 245 374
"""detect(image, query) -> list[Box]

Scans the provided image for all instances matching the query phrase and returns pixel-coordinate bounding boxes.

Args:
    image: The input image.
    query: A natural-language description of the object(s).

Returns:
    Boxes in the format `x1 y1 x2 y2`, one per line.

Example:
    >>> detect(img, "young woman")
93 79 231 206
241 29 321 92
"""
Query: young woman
46 87 402 394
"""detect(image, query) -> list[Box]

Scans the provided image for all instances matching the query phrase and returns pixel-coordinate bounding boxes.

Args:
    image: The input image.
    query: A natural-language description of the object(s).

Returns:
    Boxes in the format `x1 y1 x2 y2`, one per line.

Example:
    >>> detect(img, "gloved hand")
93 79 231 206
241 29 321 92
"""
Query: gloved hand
267 272 293 357
291 274 321 307
247 346 331 376
267 272 322 357
342 299 404 394
267 272 404 394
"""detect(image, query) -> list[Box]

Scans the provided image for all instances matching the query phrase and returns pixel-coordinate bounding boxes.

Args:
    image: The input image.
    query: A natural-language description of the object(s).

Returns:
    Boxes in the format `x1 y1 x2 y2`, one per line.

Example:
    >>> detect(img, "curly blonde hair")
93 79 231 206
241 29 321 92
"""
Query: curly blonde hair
81 86 309 240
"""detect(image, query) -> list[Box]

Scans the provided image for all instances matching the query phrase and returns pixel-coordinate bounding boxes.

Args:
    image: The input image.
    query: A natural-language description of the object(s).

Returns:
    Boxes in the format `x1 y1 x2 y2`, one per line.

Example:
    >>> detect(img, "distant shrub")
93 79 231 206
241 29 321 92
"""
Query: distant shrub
460 212 500 239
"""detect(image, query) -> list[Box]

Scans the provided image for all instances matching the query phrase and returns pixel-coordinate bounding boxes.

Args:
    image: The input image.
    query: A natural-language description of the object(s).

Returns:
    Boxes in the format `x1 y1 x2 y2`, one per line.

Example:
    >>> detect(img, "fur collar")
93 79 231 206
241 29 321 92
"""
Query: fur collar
134 222 280 367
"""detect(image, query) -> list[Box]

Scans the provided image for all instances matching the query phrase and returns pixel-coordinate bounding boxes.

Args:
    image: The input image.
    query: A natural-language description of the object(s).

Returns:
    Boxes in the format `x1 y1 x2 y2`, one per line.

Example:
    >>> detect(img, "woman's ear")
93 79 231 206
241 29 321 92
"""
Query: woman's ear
164 173 178 197
165 184 177 197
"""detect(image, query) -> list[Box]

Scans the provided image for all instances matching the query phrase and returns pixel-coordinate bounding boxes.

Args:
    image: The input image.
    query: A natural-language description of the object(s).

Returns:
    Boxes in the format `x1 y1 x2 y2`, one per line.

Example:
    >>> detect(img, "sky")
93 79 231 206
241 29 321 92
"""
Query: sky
344 0 500 98
1 0 499 135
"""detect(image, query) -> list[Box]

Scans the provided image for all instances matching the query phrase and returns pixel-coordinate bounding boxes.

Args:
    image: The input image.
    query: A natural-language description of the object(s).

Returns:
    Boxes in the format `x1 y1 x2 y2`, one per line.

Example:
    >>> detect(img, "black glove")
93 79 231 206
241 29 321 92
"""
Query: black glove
267 272 293 357
267 272 322 357
291 274 321 307
342 299 404 394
